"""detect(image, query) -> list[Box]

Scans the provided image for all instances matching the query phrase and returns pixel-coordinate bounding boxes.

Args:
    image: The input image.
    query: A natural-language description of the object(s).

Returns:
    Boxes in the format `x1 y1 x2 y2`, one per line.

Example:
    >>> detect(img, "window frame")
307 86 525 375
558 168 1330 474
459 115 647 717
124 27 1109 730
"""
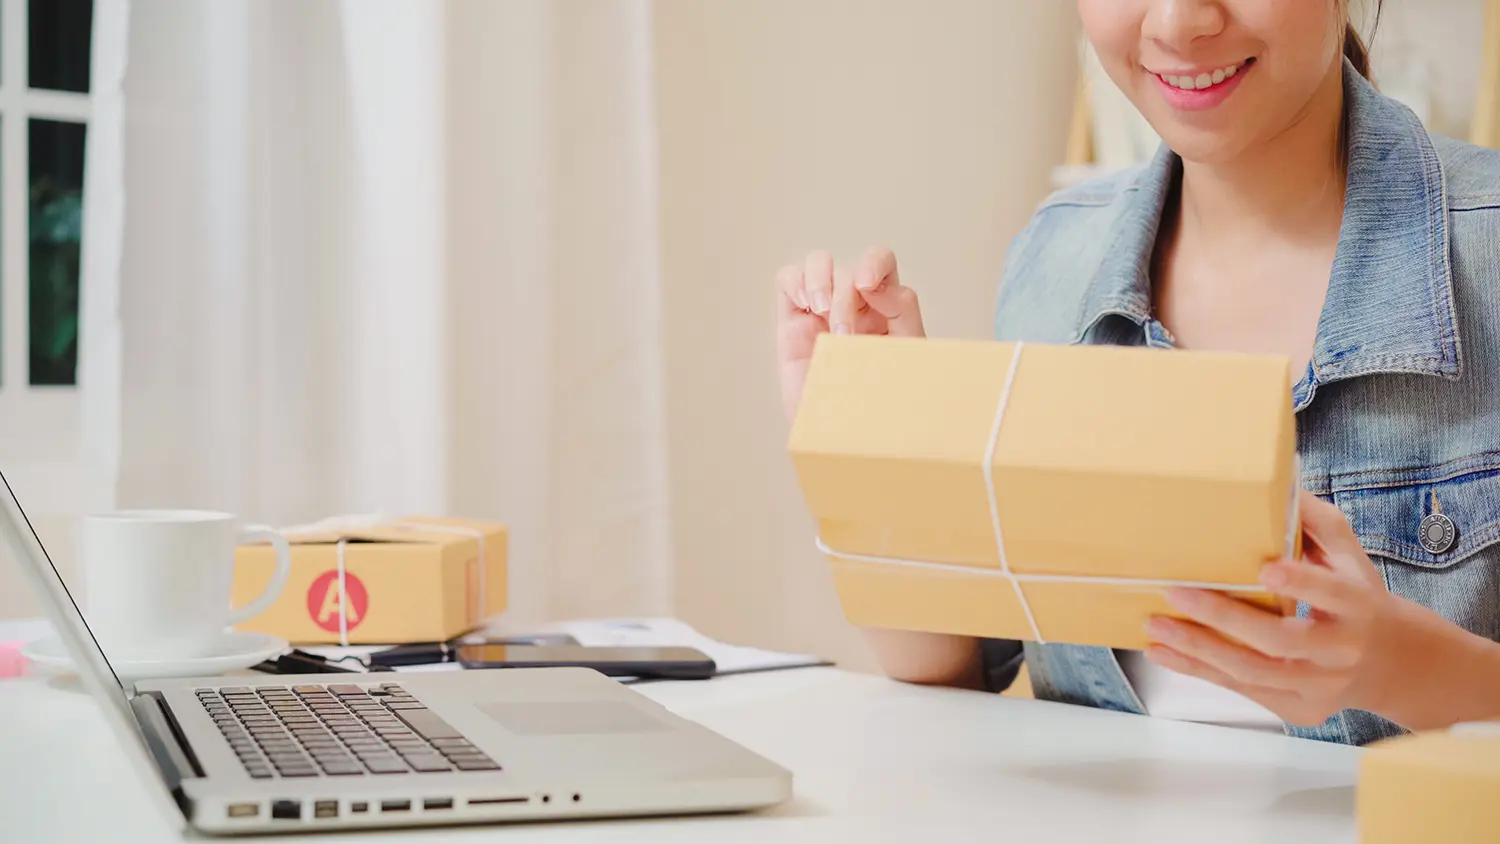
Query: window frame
0 0 89 460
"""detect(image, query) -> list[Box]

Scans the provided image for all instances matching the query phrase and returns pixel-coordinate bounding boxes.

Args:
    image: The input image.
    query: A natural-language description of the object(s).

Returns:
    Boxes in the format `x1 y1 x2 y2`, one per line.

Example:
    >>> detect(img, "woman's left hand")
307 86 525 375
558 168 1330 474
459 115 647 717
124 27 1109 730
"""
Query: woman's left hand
1142 489 1429 727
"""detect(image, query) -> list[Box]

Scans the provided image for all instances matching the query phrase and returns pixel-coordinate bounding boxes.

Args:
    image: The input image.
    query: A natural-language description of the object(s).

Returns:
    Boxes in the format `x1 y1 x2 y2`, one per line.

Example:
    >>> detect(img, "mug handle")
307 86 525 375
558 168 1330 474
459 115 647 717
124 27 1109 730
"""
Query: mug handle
229 525 294 626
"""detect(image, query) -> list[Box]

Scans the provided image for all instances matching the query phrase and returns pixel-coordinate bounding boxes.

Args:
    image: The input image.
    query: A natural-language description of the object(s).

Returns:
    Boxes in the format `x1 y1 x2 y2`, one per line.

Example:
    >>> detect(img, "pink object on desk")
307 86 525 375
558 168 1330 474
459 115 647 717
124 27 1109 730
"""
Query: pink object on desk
0 641 25 678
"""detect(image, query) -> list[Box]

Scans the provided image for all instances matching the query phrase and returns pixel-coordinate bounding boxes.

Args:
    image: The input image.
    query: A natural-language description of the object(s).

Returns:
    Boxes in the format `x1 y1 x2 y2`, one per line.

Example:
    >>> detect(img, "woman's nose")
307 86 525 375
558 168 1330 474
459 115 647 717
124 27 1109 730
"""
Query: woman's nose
1142 0 1229 54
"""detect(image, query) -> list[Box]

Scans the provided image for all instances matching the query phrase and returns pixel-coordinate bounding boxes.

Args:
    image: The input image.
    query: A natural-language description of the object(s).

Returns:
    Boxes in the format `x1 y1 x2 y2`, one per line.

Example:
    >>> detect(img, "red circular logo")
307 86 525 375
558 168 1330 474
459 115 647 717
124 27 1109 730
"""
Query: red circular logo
306 570 369 633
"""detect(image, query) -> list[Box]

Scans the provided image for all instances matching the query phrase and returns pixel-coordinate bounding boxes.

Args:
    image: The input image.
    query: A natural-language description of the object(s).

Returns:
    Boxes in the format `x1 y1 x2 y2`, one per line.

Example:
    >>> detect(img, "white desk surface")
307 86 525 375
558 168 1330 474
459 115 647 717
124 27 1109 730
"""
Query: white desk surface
0 665 1363 843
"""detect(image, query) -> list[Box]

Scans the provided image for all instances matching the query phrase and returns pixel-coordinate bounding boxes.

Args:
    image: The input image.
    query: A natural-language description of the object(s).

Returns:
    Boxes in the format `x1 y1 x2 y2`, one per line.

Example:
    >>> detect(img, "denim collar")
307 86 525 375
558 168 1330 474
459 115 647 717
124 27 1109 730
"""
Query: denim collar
1074 58 1462 408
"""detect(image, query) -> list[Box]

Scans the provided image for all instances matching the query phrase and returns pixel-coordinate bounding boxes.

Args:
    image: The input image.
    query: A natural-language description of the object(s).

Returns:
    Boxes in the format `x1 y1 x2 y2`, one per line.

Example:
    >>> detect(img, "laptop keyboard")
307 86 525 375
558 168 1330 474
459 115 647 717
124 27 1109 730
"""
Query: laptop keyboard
196 683 501 779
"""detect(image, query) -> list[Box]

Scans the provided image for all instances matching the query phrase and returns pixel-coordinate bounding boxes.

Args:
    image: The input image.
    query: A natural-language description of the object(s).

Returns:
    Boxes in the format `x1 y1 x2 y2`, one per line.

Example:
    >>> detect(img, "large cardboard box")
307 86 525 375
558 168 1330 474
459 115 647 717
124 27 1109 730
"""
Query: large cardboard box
232 516 507 644
787 335 1298 650
1357 722 1500 843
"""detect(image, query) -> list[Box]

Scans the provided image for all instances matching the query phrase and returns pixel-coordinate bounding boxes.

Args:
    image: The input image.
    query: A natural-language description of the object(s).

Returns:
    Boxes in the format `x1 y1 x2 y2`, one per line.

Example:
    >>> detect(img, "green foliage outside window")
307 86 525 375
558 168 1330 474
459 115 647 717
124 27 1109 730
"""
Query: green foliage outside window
29 177 81 386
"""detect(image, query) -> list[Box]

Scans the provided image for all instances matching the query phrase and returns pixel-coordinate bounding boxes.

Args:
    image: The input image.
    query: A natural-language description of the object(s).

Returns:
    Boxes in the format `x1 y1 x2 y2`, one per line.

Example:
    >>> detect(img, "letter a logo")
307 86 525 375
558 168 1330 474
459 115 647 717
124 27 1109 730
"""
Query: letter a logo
306 570 369 633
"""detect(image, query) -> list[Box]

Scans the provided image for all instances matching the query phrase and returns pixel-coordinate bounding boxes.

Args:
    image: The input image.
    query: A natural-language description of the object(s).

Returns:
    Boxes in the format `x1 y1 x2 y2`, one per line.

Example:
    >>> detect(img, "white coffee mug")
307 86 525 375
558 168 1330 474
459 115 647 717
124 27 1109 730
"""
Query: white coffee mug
82 510 292 660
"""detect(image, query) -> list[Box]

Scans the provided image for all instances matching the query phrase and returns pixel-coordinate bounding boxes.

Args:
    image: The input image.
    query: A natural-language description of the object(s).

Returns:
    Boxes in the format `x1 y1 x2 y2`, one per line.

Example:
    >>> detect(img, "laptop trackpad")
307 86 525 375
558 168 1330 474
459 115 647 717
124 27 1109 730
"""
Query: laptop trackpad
478 701 671 736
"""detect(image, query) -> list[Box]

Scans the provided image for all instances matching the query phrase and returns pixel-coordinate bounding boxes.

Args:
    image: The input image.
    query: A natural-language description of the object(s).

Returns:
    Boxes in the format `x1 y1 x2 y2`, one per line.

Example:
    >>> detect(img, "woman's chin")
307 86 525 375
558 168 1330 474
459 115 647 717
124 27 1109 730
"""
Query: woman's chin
1153 128 1254 168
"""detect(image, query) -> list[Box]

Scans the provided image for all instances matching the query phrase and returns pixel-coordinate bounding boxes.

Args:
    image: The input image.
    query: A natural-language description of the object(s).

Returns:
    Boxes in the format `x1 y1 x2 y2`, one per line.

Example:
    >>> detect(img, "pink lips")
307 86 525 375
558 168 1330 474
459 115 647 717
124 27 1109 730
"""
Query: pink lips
1152 61 1252 111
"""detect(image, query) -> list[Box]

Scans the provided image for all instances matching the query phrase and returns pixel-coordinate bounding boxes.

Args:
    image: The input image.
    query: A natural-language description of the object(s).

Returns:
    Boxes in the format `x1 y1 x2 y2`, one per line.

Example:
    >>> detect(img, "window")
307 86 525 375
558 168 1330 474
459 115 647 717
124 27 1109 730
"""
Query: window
0 0 91 459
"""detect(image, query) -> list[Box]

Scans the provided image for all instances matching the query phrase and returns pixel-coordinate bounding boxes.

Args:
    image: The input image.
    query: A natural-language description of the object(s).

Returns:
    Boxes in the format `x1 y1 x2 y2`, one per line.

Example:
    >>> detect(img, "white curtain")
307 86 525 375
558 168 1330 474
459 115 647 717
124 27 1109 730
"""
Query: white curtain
81 0 674 625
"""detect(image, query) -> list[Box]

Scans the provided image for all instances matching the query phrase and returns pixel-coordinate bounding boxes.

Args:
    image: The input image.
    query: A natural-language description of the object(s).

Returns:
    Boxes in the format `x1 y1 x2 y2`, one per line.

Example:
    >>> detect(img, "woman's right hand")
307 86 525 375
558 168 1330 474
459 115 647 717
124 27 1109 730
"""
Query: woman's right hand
776 246 925 422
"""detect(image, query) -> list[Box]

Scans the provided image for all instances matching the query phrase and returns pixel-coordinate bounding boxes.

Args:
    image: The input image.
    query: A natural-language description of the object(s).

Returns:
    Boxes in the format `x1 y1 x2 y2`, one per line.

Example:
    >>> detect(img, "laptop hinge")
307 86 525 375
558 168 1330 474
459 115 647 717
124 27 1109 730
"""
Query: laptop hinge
131 692 202 816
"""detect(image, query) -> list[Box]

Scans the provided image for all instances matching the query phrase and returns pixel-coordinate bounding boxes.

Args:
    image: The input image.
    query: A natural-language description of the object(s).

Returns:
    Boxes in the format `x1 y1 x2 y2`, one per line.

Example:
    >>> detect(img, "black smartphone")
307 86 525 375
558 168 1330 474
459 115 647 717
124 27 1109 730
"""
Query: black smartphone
454 644 717 680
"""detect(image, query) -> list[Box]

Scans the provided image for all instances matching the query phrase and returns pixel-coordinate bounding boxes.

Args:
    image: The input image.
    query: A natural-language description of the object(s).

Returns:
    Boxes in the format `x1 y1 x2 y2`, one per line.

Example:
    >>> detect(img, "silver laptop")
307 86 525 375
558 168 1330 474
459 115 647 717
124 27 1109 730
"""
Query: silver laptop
0 472 791 834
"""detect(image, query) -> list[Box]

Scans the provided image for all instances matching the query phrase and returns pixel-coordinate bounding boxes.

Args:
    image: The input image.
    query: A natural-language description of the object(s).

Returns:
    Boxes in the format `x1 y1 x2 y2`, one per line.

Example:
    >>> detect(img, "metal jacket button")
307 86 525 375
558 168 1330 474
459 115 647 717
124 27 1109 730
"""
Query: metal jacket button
1419 493 1456 555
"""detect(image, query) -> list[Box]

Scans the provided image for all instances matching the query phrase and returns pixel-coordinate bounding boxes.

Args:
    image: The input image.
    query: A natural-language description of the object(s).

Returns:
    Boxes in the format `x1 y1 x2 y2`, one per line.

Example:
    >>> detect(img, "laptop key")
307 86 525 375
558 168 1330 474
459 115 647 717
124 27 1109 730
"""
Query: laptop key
441 752 490 765
323 763 365 776
406 756 452 773
364 757 410 774
454 758 501 771
390 708 463 741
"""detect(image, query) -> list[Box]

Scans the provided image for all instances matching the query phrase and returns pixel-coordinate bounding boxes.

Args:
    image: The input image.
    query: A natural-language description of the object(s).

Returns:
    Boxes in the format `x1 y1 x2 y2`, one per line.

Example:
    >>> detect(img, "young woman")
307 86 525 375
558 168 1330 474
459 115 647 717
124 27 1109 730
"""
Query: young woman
775 0 1500 746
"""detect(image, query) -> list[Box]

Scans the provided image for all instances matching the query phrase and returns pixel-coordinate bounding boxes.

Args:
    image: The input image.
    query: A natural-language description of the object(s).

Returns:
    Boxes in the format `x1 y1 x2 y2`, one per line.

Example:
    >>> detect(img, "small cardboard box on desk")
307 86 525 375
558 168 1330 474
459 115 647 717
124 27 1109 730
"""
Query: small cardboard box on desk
231 516 506 644
787 335 1299 650
1358 721 1500 843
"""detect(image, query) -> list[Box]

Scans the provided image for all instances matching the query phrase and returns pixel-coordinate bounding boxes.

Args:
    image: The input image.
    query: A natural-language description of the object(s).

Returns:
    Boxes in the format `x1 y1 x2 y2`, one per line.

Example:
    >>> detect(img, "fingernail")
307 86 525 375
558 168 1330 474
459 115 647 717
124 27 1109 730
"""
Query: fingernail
832 323 851 335
812 291 830 314
793 289 809 310
855 275 879 291
1145 618 1174 640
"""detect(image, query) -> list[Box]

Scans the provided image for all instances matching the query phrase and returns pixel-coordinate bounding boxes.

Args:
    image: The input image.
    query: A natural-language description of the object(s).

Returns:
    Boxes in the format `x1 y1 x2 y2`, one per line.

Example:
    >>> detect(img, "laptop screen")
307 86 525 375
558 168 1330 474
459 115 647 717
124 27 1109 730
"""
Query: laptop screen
0 470 184 827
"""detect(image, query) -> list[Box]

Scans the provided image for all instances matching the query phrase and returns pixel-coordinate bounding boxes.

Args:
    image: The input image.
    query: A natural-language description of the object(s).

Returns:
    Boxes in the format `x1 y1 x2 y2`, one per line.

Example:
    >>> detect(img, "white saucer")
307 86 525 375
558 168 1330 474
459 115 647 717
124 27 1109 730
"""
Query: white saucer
21 630 289 683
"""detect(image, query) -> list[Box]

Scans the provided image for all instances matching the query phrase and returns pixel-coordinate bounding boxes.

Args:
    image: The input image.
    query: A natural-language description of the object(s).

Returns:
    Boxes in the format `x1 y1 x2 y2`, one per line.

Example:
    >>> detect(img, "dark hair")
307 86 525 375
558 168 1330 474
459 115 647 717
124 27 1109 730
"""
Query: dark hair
1343 1 1382 81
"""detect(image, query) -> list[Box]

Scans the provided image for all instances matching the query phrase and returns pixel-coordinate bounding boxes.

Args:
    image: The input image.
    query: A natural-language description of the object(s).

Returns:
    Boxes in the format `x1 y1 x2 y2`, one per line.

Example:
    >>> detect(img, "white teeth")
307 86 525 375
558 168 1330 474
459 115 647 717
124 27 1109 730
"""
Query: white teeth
1160 63 1241 90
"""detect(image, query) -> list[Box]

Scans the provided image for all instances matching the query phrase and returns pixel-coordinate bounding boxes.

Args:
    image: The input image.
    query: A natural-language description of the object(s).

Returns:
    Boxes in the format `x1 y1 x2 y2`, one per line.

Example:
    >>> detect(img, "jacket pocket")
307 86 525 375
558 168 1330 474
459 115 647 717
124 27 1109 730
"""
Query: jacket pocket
1330 465 1500 570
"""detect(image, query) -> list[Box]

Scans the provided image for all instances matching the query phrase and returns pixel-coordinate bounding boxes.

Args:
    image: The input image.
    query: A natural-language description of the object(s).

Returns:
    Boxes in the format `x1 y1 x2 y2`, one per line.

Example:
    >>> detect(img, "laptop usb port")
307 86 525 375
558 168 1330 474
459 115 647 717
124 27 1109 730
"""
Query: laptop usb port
314 800 339 819
381 800 411 813
227 803 259 819
350 801 369 814
423 798 454 811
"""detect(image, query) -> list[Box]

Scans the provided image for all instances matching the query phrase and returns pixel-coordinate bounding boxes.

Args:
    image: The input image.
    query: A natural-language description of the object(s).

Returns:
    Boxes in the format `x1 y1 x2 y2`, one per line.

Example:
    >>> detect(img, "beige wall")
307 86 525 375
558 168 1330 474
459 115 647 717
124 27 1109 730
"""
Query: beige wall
653 1 1082 670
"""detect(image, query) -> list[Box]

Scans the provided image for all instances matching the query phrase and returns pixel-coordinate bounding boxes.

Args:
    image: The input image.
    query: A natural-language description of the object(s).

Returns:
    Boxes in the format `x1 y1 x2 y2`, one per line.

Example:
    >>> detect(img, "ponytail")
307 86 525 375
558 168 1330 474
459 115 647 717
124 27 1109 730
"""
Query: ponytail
1342 0 1383 82
1343 24 1373 80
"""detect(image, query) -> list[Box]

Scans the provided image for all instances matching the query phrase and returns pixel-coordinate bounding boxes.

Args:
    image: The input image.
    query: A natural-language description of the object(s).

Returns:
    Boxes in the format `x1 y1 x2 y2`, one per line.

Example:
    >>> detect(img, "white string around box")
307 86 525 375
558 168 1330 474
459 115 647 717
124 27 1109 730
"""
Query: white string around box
811 340 1295 646
284 515 488 648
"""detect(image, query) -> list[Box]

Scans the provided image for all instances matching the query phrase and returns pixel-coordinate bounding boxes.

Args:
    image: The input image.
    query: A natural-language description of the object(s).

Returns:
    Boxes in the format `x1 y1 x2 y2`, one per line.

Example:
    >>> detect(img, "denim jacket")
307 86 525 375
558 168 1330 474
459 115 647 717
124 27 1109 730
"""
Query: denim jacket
985 58 1500 746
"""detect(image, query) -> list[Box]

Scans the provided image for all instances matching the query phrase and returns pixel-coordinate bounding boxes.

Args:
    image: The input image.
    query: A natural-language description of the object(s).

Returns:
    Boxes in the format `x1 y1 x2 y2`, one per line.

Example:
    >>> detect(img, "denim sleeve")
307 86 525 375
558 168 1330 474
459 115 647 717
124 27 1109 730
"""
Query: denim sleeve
978 638 1025 693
